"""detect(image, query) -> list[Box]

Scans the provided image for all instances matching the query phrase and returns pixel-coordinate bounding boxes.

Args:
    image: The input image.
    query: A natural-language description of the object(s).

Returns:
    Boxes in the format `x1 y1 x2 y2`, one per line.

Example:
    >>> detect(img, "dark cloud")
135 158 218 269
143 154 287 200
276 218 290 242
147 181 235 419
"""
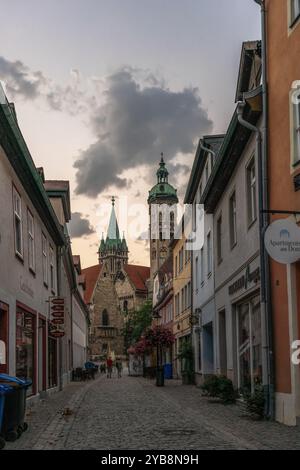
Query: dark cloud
69 212 95 238
0 57 46 99
0 57 88 115
74 68 213 197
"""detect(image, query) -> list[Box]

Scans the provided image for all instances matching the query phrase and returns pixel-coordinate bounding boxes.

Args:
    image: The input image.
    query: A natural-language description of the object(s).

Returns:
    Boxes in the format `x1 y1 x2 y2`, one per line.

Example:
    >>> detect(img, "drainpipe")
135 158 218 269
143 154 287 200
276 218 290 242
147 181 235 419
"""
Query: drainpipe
199 141 216 167
254 0 275 422
237 101 274 420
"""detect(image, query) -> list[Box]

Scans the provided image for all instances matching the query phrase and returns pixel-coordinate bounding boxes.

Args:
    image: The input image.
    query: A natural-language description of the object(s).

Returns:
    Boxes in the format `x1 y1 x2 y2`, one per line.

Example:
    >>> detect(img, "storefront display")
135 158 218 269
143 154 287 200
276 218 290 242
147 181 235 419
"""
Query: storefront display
236 295 262 393
16 308 36 395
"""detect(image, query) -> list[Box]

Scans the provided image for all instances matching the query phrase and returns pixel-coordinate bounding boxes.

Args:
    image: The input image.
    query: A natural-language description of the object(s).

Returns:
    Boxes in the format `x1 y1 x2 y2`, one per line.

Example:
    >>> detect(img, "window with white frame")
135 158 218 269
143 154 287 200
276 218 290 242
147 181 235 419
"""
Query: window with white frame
27 210 35 271
247 158 257 225
207 232 212 276
200 248 204 284
229 191 237 248
49 245 55 291
42 233 48 286
292 87 300 165
13 187 23 257
291 0 300 25
217 215 222 264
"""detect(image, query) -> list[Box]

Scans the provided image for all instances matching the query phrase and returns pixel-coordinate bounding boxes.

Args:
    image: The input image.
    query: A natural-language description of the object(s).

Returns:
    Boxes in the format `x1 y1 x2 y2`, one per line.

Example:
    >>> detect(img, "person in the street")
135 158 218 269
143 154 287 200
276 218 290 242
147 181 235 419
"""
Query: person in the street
106 357 113 378
116 360 123 378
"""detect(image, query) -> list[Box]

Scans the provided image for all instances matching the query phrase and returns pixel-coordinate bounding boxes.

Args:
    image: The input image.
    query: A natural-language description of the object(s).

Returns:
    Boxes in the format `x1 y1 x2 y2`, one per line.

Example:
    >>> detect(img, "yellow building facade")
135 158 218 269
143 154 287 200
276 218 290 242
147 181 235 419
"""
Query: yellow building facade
172 231 192 378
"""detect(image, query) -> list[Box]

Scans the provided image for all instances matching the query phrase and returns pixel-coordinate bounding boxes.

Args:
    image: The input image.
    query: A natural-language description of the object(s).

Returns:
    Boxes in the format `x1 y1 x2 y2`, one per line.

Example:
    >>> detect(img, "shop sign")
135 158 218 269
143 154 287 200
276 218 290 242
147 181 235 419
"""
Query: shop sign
49 297 65 339
264 219 300 265
228 266 260 296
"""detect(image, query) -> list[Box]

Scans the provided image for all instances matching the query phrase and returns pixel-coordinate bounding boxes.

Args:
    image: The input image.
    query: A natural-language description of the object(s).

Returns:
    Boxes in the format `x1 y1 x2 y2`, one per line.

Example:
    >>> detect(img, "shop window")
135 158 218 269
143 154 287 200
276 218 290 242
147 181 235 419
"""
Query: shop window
16 308 36 395
236 295 262 394
48 335 57 389
0 303 8 373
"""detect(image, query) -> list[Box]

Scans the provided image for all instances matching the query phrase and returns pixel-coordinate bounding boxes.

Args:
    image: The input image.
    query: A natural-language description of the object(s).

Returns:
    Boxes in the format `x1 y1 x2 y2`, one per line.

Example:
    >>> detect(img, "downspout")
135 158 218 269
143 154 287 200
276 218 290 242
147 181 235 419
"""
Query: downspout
199 142 216 167
254 0 275 421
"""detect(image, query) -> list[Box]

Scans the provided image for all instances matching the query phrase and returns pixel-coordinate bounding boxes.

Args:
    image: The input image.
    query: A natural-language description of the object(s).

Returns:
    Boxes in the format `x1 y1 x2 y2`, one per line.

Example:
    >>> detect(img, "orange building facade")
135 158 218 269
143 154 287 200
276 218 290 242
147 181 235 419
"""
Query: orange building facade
266 0 300 425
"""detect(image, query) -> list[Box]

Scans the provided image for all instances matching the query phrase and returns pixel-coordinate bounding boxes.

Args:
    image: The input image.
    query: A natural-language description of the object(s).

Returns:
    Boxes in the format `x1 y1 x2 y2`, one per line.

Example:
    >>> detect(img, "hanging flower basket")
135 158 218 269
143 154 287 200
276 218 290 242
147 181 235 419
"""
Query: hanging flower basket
144 325 175 348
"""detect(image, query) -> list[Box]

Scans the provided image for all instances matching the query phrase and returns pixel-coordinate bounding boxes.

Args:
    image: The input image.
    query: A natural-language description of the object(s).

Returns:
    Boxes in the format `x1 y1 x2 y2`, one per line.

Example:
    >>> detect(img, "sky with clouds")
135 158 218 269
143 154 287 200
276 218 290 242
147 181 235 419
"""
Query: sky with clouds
0 0 261 268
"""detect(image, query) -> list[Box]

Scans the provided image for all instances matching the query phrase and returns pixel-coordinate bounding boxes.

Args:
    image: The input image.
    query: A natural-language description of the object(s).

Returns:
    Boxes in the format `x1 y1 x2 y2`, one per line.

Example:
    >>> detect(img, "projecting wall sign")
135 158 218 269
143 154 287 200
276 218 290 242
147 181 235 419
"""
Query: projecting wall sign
49 297 65 338
264 219 300 265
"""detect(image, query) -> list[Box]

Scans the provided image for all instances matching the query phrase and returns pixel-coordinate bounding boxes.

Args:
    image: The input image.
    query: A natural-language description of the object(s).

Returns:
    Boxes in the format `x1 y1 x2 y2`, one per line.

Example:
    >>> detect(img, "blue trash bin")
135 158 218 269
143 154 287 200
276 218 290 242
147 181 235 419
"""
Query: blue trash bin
0 384 13 450
0 374 32 442
164 363 173 380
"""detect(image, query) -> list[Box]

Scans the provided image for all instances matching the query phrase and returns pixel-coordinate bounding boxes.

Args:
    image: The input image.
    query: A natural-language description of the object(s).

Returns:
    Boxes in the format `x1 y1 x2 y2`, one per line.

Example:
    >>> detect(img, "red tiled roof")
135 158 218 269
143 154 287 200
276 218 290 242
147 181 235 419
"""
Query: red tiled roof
82 264 102 304
124 264 150 292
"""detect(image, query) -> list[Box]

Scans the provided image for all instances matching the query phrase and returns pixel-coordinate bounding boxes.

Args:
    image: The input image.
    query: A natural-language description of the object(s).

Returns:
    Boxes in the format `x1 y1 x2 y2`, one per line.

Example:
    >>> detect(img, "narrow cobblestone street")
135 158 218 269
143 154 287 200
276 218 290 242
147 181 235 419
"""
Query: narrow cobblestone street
5 373 300 450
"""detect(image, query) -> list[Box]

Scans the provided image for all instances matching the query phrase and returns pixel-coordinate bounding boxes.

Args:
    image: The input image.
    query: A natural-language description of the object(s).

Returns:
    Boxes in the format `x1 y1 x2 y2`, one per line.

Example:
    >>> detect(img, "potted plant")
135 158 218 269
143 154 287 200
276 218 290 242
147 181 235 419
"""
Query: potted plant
177 340 194 385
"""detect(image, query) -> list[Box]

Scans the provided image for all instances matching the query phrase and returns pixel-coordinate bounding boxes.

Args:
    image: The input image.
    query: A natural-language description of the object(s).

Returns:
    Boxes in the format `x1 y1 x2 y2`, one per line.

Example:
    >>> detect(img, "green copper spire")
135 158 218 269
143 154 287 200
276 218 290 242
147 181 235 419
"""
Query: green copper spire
107 196 120 242
156 153 169 183
148 154 178 204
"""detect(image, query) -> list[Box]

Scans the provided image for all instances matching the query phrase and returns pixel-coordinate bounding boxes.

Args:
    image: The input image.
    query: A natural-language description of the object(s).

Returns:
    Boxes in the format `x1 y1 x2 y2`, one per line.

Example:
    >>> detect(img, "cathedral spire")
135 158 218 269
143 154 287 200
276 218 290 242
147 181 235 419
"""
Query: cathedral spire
107 196 120 241
98 196 129 271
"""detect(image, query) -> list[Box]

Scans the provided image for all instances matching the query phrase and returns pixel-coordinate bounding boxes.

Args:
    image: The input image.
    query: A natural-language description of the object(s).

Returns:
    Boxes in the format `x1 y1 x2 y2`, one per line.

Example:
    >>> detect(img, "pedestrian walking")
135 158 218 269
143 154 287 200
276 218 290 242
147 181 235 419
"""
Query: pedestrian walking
106 357 113 378
116 360 123 378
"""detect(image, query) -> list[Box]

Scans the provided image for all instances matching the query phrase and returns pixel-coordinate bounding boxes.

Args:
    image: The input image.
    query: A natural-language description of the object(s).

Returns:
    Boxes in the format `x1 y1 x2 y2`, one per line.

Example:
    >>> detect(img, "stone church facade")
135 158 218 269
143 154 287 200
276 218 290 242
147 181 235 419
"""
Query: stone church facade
82 198 149 361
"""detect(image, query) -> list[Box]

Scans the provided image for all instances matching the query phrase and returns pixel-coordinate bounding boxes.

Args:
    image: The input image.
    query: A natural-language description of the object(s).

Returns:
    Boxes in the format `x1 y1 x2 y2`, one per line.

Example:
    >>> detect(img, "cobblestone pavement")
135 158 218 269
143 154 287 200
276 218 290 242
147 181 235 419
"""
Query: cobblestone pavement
5 373 300 450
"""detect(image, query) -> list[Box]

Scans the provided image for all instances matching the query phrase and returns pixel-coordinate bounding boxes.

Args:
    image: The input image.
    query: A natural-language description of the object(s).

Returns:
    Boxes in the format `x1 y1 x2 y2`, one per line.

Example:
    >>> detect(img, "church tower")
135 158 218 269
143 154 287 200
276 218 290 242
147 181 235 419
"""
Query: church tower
148 154 178 285
98 197 129 278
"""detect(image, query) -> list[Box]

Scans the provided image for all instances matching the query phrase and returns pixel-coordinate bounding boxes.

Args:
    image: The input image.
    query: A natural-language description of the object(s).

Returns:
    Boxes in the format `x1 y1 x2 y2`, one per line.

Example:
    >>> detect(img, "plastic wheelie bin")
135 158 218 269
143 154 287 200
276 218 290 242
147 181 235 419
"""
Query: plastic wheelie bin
0 374 32 442
0 384 14 450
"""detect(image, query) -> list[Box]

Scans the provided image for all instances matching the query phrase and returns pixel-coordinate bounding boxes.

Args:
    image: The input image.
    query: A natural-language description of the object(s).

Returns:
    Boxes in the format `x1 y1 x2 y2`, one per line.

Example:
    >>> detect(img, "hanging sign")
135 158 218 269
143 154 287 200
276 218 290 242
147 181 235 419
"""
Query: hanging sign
264 219 300 265
49 297 65 338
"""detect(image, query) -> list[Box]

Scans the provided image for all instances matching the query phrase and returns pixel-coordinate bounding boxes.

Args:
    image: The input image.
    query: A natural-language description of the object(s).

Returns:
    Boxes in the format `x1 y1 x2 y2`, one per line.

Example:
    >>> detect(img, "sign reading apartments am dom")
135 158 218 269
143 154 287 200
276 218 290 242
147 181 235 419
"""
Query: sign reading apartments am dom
264 219 300 264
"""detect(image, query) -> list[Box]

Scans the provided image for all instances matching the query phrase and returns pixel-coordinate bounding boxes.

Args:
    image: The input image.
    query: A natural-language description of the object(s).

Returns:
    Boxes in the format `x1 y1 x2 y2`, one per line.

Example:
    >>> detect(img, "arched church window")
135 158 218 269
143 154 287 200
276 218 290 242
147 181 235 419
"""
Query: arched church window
102 310 109 326
123 300 128 313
